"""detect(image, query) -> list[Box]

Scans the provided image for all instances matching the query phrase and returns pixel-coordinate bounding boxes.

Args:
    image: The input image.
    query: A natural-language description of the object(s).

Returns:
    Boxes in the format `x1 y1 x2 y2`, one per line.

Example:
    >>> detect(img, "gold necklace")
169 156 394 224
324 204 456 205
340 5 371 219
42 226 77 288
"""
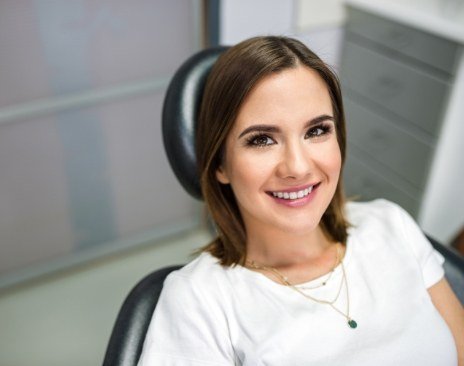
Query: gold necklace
248 243 340 291
247 245 358 329
299 244 340 290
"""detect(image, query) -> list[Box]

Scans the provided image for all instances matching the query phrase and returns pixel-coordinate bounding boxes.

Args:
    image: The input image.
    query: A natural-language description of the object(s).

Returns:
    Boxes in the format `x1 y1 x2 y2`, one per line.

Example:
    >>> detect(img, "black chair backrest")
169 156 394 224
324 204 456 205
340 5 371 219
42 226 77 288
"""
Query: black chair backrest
103 265 182 366
162 46 228 199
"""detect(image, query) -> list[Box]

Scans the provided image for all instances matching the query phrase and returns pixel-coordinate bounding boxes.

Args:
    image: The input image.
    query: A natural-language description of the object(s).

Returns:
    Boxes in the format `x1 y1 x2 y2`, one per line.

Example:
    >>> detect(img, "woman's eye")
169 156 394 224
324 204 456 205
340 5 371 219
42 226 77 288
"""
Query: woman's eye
305 124 332 139
247 134 274 147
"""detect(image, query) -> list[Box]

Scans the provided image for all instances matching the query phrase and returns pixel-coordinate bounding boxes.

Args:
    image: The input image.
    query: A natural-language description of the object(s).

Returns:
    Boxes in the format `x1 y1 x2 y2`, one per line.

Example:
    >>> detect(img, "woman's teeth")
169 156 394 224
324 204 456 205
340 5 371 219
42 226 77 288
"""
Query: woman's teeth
272 186 313 200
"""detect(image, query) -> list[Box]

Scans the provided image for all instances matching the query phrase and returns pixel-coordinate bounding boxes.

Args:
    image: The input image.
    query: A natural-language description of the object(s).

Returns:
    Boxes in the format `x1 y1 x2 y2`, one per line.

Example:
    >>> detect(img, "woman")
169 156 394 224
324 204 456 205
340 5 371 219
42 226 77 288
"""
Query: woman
138 36 463 365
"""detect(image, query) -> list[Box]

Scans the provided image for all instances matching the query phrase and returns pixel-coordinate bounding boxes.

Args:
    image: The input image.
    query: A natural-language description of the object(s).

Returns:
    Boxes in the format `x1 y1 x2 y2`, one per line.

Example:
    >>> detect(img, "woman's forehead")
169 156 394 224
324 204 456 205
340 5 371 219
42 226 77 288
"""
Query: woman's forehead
230 66 332 132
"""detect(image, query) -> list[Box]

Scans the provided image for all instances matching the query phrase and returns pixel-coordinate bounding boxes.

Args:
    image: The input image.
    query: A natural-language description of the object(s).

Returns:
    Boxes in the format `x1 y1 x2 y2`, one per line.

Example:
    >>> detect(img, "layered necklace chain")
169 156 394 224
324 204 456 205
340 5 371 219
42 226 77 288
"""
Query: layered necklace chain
247 244 358 329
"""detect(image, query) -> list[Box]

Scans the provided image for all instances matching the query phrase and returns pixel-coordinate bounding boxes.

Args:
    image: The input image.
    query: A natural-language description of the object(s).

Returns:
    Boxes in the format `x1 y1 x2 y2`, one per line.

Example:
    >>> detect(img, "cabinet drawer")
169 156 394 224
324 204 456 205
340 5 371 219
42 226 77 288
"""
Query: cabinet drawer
346 7 460 75
341 41 449 136
344 153 420 217
344 98 433 189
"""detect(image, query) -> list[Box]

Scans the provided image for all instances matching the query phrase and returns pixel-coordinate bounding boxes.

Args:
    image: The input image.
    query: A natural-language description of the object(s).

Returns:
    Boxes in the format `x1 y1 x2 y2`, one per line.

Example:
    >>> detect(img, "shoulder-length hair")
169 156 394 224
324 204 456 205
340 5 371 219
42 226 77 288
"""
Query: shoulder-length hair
196 36 349 266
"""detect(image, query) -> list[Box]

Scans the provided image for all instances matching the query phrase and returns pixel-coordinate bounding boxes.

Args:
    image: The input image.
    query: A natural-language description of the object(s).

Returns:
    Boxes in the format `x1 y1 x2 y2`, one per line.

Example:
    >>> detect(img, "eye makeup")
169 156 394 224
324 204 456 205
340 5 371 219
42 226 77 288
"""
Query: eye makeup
304 122 334 139
243 121 335 148
244 133 276 148
238 113 336 149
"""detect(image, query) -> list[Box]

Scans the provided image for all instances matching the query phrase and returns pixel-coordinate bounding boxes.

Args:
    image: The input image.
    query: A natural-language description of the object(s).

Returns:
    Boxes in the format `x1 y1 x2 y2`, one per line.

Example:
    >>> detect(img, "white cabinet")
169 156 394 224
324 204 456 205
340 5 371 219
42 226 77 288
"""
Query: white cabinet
341 4 464 242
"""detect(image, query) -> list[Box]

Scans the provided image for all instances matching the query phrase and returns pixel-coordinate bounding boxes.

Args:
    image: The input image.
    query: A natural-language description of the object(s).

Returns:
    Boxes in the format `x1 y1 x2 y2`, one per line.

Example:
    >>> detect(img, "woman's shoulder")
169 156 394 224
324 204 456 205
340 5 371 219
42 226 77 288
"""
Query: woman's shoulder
344 198 419 245
163 251 232 293
345 199 445 289
178 251 225 276
345 198 405 229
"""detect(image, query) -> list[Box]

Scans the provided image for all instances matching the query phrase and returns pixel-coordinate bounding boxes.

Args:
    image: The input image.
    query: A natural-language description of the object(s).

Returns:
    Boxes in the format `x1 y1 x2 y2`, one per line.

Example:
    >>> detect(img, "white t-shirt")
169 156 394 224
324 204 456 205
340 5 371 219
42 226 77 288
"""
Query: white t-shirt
138 199 457 365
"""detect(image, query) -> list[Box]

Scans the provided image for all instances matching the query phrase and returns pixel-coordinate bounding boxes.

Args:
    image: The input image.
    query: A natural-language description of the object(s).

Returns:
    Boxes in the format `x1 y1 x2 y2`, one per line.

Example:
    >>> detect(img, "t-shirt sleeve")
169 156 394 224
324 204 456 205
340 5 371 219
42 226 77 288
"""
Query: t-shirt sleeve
392 201 445 288
137 273 235 366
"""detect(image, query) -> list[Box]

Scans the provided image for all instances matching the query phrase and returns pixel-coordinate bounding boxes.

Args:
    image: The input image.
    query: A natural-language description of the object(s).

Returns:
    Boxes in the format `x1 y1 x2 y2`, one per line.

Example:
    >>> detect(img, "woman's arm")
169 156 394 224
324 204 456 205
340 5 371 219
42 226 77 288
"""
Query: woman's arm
428 277 464 365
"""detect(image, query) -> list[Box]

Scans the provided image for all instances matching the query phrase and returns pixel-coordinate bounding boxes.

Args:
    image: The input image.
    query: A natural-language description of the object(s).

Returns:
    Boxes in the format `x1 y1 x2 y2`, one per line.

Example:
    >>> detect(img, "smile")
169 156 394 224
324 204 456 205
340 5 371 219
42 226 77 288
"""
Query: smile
269 183 319 200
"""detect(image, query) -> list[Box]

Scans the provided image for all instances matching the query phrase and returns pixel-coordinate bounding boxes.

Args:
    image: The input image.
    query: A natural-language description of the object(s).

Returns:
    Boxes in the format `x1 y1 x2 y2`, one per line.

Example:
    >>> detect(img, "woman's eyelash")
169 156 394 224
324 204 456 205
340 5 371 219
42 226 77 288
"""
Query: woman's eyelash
245 133 275 147
244 123 334 147
305 123 333 138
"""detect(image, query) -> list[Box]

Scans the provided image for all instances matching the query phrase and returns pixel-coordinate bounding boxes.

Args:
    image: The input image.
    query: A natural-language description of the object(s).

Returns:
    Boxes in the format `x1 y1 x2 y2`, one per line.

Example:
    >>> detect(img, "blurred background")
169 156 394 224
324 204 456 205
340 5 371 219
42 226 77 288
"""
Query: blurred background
0 0 463 365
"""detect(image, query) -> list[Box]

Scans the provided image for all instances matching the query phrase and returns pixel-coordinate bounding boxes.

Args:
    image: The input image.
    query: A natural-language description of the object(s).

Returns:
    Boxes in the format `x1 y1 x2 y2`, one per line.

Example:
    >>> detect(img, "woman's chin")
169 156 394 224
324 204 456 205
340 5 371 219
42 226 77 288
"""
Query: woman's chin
274 218 321 236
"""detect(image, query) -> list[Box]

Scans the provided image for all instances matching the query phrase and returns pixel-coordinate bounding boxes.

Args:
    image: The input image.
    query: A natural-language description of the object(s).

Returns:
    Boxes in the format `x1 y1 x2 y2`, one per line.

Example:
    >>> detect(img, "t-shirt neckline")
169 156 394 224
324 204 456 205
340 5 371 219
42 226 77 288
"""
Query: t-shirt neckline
236 235 354 291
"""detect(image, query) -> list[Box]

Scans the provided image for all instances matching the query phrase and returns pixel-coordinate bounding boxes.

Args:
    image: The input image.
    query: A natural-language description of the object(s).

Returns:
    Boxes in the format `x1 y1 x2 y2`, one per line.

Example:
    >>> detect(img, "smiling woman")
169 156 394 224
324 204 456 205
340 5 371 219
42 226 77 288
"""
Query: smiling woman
197 36 348 269
137 36 463 365
215 66 342 266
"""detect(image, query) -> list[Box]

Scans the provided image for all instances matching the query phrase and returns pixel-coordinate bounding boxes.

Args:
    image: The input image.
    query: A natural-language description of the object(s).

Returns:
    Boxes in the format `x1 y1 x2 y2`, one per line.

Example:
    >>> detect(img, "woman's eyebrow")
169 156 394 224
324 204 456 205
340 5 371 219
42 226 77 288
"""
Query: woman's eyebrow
237 114 334 139
305 114 334 128
238 125 279 139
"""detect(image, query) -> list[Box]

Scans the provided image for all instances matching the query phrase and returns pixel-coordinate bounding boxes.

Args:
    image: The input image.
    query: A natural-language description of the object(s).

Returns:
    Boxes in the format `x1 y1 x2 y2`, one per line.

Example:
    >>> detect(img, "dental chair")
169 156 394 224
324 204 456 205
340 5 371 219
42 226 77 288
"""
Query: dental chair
102 47 464 366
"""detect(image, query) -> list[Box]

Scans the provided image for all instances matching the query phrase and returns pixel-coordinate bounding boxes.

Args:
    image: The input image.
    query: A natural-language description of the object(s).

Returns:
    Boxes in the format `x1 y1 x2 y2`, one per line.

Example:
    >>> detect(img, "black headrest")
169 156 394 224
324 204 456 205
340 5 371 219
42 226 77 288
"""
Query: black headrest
162 46 228 200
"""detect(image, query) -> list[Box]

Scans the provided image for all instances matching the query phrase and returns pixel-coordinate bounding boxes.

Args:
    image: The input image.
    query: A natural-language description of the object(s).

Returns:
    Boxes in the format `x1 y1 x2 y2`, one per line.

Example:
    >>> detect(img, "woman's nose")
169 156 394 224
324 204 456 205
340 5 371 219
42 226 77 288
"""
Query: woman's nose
276 141 313 180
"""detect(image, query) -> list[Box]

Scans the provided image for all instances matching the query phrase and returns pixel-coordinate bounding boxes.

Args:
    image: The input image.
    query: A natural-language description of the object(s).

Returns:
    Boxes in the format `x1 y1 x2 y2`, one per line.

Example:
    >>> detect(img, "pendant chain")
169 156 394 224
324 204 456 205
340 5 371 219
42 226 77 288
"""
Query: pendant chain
247 244 358 329
299 244 339 290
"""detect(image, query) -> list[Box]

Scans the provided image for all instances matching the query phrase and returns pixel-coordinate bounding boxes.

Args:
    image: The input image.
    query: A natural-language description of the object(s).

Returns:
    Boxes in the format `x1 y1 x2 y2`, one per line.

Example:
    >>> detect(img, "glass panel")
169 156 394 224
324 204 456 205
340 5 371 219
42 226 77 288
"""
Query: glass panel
0 0 202 285
0 0 197 107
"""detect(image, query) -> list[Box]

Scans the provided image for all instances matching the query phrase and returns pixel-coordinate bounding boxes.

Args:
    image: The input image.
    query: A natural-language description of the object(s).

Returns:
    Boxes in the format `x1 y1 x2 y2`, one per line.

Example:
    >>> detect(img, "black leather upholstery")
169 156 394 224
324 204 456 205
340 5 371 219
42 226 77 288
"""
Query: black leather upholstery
103 47 464 366
162 46 228 199
103 265 182 366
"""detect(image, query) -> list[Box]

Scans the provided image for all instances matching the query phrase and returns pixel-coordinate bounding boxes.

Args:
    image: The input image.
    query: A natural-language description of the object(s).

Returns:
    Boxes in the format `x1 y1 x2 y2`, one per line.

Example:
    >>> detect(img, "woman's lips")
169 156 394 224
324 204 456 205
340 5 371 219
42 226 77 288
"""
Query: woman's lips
267 183 320 207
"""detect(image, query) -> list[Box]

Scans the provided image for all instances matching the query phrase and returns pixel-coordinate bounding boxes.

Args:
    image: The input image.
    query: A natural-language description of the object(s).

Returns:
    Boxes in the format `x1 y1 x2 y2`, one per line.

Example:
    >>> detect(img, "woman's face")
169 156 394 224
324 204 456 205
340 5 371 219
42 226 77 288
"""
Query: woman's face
216 66 341 237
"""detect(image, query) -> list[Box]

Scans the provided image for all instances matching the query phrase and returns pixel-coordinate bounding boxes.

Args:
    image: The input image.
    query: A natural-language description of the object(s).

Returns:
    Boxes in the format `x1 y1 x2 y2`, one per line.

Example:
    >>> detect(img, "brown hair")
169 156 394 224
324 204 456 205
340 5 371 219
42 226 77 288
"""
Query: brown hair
196 36 349 266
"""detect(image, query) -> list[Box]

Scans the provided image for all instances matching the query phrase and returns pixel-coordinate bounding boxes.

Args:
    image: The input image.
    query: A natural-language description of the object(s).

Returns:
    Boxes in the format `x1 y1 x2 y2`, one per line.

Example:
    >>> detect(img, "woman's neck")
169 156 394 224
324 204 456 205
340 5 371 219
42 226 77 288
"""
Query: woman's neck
245 224 334 268
244 224 344 285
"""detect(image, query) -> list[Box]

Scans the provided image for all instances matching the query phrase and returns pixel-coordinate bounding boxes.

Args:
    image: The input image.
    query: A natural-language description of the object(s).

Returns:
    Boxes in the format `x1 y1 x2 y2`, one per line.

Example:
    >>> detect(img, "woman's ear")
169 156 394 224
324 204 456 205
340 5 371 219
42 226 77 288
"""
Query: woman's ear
216 166 230 184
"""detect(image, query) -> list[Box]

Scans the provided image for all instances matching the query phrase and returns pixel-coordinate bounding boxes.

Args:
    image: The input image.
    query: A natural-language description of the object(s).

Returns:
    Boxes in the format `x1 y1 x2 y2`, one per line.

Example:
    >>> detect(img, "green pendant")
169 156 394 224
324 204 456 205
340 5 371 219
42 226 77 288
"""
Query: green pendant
348 319 358 329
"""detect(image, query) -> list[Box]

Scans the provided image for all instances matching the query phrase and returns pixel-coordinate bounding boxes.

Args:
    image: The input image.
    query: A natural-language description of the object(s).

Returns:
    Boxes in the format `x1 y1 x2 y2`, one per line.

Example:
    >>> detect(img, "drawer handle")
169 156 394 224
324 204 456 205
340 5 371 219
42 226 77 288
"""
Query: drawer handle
368 75 403 99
